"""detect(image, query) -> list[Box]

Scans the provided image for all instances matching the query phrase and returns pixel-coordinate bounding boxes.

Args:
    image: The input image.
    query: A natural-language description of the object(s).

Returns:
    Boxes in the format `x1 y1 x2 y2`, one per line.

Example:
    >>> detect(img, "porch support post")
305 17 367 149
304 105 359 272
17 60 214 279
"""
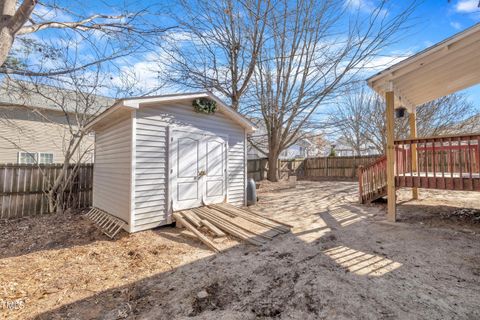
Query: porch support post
385 90 396 222
409 107 418 200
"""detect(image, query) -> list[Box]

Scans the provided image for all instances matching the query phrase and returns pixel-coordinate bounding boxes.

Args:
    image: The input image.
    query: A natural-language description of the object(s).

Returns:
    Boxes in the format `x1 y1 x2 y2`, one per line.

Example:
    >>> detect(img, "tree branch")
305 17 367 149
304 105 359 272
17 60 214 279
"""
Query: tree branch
8 0 38 34
18 14 128 35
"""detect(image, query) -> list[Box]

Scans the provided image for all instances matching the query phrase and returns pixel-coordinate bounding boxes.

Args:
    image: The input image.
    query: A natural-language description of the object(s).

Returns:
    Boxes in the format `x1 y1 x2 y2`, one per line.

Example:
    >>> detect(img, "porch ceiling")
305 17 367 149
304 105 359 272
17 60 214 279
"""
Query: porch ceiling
367 23 480 111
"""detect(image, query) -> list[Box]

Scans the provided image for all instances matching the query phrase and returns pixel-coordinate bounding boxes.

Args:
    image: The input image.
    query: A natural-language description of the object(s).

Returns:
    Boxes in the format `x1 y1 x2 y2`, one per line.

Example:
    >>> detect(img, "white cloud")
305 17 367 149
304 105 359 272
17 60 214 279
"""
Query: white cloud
362 53 411 73
109 52 167 97
450 21 462 30
455 0 480 13
344 0 388 15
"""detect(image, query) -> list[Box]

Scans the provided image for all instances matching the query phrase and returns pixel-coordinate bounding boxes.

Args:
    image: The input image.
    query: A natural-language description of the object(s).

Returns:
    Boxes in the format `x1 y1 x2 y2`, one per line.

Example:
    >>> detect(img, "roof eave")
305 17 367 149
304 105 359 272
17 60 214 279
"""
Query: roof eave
367 22 480 87
85 101 128 131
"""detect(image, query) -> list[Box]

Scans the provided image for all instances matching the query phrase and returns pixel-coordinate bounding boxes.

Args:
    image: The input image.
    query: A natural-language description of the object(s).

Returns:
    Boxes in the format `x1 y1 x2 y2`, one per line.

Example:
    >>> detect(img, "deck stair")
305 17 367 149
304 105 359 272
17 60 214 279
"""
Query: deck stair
358 156 388 204
174 203 292 252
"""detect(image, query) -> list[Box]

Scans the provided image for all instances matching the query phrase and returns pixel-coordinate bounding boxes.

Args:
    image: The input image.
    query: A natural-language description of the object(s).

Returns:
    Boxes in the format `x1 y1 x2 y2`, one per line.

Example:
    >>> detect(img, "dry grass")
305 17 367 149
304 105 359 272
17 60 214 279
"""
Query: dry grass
0 213 216 319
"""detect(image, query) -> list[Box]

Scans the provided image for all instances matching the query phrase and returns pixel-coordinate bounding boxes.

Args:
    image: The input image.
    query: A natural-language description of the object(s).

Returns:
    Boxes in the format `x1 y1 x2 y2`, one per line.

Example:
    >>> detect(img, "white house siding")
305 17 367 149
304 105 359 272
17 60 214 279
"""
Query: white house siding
0 106 94 163
93 115 132 228
133 102 246 232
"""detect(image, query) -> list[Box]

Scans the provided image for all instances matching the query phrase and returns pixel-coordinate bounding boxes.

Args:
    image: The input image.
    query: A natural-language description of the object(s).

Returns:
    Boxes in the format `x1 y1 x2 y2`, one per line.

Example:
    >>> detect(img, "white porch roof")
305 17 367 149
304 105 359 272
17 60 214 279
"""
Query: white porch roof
367 23 480 111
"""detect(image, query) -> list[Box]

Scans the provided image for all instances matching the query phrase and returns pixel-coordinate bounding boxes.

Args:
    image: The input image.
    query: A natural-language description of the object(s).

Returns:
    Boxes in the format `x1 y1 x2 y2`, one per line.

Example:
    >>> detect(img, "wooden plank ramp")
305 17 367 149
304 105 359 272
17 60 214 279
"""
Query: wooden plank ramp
174 205 291 252
84 207 126 239
173 212 220 252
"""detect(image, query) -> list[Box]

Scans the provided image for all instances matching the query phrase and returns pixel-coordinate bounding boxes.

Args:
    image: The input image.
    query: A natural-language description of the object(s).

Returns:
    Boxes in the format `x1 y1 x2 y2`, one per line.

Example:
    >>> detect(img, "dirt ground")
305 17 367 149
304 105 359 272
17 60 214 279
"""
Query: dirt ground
1 181 479 320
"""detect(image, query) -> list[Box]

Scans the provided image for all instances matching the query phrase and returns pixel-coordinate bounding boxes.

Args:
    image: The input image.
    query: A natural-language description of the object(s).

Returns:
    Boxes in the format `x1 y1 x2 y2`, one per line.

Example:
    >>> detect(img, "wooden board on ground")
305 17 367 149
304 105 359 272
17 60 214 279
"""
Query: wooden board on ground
211 203 292 231
211 205 287 233
201 207 278 239
193 207 267 246
172 212 220 252
173 204 291 252
200 219 226 237
182 210 202 228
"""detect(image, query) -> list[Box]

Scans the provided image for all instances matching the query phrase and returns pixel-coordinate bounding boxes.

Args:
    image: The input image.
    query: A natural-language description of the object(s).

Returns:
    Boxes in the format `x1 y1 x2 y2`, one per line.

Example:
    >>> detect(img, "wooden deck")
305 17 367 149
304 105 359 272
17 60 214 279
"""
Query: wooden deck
358 133 480 203
395 172 480 191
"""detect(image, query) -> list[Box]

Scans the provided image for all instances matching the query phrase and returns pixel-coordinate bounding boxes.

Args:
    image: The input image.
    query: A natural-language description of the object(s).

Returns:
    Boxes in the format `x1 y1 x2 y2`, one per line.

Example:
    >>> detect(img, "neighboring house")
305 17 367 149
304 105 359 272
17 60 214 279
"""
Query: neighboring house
0 79 113 164
278 139 323 159
247 119 324 159
444 113 480 135
87 92 255 232
248 137 323 159
332 137 379 157
248 138 321 159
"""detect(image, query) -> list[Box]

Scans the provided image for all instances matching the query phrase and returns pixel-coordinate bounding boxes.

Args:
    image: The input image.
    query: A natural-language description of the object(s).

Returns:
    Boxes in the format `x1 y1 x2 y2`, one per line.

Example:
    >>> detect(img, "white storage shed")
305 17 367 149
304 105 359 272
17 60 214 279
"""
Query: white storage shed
87 92 255 233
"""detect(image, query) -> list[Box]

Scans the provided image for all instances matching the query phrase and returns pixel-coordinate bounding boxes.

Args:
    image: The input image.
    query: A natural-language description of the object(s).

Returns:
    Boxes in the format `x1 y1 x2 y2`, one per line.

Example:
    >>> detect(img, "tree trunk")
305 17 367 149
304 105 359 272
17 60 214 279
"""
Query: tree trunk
56 191 64 214
0 27 13 66
230 95 239 111
0 0 39 67
267 150 279 182
0 0 16 66
47 190 56 213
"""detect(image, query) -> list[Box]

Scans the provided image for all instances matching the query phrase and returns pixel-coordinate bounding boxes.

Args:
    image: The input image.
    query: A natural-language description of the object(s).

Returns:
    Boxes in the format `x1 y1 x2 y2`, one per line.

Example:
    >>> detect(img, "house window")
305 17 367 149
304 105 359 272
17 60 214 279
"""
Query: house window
18 152 54 164
18 152 37 164
39 153 54 164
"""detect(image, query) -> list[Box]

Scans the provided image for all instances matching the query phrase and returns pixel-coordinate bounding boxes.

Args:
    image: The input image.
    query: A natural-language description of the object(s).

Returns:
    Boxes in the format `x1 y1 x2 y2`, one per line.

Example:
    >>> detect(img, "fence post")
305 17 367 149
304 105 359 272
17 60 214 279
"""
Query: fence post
357 165 364 204
325 157 330 177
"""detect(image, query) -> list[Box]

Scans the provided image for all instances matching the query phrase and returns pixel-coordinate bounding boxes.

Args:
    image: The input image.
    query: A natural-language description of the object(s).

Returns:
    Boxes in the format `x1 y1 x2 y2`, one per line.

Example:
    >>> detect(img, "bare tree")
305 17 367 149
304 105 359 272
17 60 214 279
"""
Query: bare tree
0 23 152 213
0 65 118 213
248 0 417 181
0 1 169 75
331 87 478 154
160 0 272 110
0 1 170 213
330 85 373 156
413 95 479 137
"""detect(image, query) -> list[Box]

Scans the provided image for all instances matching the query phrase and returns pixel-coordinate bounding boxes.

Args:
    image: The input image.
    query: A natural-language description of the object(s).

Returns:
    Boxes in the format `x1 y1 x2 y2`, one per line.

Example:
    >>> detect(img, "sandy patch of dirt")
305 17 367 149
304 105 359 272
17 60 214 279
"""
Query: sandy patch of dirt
256 179 295 193
1 181 480 319
393 188 480 231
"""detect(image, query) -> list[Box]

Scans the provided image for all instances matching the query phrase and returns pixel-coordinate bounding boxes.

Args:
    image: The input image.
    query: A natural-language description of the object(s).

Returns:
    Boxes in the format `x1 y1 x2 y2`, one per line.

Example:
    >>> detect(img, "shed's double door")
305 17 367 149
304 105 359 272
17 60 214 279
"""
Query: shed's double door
170 130 227 211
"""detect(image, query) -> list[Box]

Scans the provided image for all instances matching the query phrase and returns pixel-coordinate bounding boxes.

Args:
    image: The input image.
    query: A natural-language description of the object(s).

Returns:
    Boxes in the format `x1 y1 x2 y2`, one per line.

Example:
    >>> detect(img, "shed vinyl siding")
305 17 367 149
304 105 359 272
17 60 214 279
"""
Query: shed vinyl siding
93 116 132 228
133 102 246 232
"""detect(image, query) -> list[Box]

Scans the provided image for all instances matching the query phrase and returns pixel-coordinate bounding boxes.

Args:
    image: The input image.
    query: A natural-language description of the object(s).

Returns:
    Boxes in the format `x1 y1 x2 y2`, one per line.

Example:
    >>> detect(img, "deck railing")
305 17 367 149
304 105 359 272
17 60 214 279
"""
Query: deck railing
358 156 387 203
394 133 480 190
359 134 480 203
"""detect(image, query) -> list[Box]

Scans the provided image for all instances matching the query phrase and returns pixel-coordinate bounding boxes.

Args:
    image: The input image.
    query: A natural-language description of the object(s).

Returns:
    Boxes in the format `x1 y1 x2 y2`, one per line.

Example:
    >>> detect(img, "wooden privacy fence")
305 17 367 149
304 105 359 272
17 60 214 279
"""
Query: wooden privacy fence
0 163 93 219
247 158 305 181
302 155 382 179
247 155 382 181
247 158 269 181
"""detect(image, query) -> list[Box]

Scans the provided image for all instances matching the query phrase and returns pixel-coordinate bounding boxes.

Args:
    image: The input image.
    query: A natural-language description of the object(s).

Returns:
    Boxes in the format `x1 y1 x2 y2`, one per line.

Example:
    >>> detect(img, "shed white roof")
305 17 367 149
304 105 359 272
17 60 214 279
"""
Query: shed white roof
88 92 256 133
367 23 480 110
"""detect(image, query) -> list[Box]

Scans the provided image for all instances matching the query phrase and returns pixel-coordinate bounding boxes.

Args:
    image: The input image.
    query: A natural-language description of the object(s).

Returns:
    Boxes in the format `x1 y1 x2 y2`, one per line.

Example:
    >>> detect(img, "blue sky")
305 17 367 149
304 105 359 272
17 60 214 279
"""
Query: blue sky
11 0 480 109
364 0 480 108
